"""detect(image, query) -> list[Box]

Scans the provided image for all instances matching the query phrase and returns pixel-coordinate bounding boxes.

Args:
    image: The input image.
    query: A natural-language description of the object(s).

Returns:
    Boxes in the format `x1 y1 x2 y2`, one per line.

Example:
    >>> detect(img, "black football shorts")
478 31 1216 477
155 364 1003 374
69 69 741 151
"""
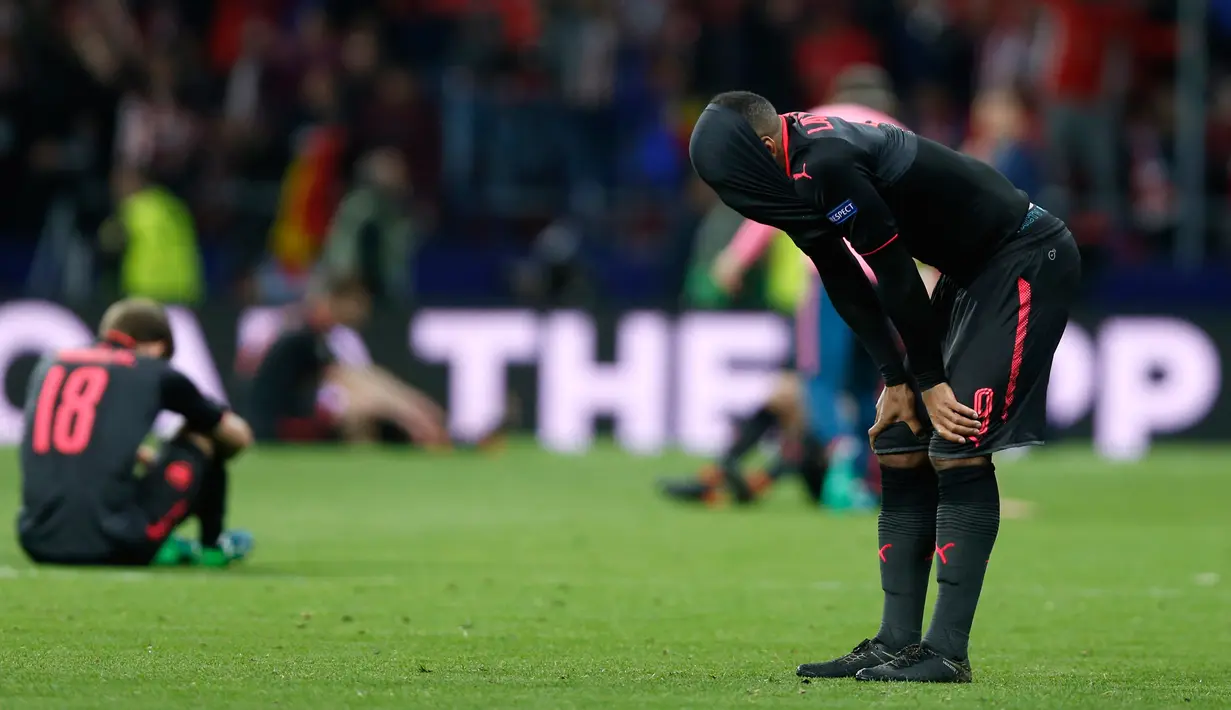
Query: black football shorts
104 438 213 565
874 206 1082 459
20 438 211 566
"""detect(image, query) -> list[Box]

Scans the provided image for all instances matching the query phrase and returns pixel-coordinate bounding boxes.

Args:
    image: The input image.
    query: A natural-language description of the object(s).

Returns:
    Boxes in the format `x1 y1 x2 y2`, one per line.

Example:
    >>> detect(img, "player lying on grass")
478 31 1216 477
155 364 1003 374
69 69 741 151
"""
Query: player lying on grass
663 85 906 511
243 274 445 445
661 372 830 506
690 92 1080 683
242 274 503 448
18 298 255 568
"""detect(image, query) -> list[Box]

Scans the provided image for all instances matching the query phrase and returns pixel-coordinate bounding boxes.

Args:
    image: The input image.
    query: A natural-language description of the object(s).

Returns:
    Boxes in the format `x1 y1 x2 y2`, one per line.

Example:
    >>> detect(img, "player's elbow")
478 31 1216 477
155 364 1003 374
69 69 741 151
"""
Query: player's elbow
214 412 255 457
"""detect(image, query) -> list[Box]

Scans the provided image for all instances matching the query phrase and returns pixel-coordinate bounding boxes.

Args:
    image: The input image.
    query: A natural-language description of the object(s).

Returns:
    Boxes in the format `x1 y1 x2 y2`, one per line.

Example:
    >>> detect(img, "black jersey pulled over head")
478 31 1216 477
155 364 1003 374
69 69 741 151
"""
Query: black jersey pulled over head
689 104 820 239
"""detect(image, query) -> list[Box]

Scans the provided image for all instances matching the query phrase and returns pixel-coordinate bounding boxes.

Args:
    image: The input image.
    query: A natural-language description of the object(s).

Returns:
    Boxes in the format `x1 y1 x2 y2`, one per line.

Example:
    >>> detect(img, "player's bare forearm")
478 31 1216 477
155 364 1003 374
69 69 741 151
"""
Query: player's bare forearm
327 365 447 443
362 365 446 421
364 367 448 443
327 366 391 410
325 365 390 401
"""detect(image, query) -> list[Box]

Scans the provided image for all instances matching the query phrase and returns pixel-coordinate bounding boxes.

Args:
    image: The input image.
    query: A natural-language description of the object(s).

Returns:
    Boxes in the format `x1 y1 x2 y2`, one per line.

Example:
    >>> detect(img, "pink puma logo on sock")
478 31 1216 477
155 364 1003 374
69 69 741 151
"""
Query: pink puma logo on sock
935 542 955 564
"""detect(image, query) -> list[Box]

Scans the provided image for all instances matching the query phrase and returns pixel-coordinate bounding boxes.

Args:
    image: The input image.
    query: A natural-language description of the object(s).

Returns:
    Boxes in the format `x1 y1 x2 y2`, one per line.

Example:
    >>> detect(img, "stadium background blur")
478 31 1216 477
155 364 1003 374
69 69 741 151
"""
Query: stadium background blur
2 0 1226 298
0 0 1226 459
2 3 1231 708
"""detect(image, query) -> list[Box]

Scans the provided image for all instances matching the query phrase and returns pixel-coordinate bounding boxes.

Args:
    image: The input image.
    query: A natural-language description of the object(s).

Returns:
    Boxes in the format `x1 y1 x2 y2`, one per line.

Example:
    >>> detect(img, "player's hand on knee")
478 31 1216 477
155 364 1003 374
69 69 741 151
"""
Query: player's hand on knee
921 383 982 444
868 383 924 448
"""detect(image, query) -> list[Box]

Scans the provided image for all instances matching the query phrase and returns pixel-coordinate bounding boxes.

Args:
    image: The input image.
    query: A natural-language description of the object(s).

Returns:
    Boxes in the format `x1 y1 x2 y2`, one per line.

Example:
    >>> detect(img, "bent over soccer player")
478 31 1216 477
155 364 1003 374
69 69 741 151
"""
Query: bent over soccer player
690 92 1081 683
18 298 255 568
663 97 906 510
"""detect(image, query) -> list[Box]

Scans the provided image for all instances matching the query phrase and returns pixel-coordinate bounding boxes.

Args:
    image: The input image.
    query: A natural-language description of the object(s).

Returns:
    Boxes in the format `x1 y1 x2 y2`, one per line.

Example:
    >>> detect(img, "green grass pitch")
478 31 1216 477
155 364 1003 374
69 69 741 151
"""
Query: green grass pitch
0 442 1228 709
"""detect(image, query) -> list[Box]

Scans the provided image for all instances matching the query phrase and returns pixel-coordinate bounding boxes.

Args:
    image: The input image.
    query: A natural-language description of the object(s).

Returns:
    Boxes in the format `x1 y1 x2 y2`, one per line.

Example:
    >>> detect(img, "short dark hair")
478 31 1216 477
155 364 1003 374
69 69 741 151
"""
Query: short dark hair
99 298 174 353
709 91 780 138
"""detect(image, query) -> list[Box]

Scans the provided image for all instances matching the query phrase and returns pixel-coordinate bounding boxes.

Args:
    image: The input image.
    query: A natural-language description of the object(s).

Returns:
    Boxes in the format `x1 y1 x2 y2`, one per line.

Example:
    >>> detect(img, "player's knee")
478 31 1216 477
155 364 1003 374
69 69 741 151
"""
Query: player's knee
877 451 928 469
932 456 997 499
871 421 929 465
930 455 990 471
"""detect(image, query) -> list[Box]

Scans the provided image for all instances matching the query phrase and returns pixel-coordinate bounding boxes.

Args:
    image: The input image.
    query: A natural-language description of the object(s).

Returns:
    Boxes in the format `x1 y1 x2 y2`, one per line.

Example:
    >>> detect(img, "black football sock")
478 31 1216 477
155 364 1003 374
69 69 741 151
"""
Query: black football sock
719 406 778 469
922 463 1000 660
744 453 794 497
798 434 828 502
765 453 794 482
874 461 938 651
194 458 229 548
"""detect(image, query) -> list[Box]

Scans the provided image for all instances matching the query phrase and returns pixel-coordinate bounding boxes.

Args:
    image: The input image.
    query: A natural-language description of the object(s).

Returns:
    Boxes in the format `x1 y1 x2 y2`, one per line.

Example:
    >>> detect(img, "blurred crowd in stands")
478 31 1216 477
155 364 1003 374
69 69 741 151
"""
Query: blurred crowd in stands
1 0 1228 306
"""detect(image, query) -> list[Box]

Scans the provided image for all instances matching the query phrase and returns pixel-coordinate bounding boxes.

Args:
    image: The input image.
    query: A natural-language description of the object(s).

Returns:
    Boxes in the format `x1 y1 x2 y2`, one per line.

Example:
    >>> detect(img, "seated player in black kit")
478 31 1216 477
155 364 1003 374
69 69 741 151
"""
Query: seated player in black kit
243 275 452 446
690 92 1081 683
18 298 255 568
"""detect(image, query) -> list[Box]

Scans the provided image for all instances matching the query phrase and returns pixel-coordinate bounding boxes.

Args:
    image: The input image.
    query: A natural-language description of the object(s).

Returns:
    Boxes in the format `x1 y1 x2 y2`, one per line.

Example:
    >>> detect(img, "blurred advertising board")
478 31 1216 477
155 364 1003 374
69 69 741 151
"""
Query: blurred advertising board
0 301 1224 461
